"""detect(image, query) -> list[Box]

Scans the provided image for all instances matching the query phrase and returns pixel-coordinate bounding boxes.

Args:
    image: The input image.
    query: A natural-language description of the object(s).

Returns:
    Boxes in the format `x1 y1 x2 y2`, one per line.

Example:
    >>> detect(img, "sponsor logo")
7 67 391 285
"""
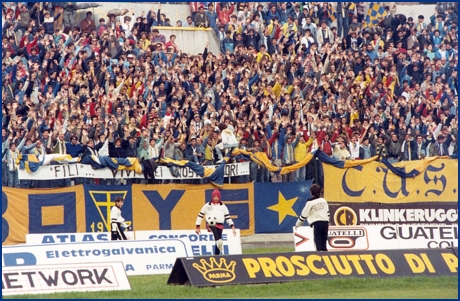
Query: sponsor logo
380 225 458 241
327 227 367 248
2 240 188 276
294 226 370 251
332 206 458 225
2 262 130 295
334 206 358 226
360 208 458 223
192 257 236 284
242 253 396 278
169 249 458 286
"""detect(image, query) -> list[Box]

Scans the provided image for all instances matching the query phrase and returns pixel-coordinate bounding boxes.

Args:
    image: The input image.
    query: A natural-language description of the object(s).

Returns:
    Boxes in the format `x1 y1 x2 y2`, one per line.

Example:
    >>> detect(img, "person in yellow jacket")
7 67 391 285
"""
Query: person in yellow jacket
280 16 298 35
353 72 372 90
256 45 271 63
294 131 314 181
263 81 282 98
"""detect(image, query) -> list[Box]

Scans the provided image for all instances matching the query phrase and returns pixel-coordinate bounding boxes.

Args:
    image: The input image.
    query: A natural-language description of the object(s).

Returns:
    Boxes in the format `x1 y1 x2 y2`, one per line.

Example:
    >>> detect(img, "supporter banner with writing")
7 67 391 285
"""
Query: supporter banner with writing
131 183 254 237
18 162 249 180
2 186 86 246
323 158 458 203
2 184 255 246
254 181 313 233
329 202 458 226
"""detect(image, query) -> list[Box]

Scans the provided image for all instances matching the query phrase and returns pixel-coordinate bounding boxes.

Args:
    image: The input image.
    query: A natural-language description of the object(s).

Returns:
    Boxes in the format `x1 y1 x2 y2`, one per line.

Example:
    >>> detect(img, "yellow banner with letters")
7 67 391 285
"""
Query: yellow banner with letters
131 183 255 236
2 186 86 246
2 183 255 246
324 158 458 203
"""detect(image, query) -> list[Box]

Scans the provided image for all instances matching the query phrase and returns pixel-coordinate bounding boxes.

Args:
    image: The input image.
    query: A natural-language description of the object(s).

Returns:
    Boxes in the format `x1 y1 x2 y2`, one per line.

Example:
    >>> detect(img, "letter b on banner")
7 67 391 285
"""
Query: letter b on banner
28 193 77 234
2 192 9 243
3 252 37 266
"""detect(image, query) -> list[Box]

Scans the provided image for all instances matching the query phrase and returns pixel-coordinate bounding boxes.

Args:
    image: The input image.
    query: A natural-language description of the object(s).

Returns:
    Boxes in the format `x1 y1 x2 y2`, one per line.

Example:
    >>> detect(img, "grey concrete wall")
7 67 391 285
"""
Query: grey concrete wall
150 27 221 55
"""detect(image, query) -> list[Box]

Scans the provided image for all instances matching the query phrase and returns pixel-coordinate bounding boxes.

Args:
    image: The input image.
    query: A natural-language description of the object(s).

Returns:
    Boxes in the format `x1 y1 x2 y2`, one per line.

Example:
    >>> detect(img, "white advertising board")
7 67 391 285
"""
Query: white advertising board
2 239 188 276
294 225 458 251
26 232 134 245
2 261 130 296
18 162 249 180
135 229 242 256
26 230 241 256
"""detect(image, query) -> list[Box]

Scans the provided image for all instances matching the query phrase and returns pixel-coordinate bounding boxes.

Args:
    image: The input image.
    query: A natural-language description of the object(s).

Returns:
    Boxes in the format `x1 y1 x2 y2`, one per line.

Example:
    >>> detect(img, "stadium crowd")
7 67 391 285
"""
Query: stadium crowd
1 2 458 189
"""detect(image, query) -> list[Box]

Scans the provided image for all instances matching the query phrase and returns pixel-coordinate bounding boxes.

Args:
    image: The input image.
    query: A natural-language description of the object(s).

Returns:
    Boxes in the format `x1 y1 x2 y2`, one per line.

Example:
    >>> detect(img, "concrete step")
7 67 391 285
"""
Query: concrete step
241 233 293 243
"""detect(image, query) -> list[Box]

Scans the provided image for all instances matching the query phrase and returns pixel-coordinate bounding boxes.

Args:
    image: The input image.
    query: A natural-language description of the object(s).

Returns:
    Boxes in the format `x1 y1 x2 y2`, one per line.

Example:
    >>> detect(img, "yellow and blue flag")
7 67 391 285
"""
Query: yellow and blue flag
364 2 388 28
328 3 337 22
348 2 356 15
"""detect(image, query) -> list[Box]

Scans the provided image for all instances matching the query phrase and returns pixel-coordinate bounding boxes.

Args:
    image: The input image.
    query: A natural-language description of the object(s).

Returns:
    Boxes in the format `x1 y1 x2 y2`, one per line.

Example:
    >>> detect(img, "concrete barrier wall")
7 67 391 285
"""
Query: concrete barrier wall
150 27 221 55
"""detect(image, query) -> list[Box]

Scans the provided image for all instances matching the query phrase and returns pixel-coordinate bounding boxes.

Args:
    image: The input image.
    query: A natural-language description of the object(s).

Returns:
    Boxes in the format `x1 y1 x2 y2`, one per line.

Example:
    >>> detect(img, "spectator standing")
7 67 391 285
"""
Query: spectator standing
336 2 350 38
80 11 96 34
62 2 78 28
7 136 25 187
189 2 201 21
195 5 211 28
216 3 234 25
206 3 218 29
429 134 449 156
282 129 297 182
316 21 334 49
356 2 366 24
42 8 63 36
294 131 313 182
267 125 284 183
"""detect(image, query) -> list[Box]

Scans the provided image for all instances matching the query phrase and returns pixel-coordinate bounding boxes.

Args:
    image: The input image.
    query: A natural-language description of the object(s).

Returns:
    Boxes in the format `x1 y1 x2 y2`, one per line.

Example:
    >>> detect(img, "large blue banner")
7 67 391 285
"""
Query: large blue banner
254 181 313 233
83 184 133 232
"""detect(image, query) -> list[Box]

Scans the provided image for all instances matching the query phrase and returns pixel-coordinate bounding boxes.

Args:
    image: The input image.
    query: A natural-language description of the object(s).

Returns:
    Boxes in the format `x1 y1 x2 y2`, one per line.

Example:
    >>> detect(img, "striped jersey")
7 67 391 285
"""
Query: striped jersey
196 202 234 227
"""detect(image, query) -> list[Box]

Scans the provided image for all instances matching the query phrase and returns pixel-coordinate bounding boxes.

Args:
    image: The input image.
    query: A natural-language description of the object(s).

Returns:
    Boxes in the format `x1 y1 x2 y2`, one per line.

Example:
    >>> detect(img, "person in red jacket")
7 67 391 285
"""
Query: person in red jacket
216 3 234 25
317 130 333 157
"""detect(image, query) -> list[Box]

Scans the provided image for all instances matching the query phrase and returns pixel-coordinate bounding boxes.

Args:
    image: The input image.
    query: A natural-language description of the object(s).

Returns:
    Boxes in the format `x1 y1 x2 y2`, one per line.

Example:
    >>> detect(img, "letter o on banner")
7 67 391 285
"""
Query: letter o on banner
329 237 355 248
275 256 295 277
375 254 395 274
62 270 78 285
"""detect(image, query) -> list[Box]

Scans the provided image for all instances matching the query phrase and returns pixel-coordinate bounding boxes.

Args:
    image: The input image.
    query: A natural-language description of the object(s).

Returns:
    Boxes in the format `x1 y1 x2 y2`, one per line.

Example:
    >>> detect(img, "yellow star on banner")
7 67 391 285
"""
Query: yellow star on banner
267 192 299 225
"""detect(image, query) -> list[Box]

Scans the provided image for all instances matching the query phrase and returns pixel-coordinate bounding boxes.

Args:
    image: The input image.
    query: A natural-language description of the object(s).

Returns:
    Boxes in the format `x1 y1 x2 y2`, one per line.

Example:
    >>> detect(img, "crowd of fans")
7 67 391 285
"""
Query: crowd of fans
1 2 458 189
